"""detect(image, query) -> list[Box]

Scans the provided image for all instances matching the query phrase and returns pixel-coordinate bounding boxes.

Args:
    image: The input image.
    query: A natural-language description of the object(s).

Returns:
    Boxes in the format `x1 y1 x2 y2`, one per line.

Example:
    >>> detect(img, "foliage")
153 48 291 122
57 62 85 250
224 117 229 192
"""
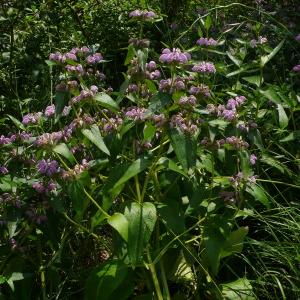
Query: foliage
0 1 300 299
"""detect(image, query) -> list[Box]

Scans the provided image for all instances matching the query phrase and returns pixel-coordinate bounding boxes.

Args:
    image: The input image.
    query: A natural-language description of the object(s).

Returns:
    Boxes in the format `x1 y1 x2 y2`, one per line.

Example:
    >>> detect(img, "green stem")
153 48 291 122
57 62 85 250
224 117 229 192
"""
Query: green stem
83 188 110 217
63 212 102 241
146 249 163 300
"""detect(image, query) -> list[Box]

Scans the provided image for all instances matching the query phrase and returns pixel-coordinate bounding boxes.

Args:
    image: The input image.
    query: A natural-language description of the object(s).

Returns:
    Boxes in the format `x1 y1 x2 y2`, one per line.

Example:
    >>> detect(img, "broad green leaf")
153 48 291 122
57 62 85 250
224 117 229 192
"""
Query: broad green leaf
94 92 119 112
55 91 69 114
82 125 110 155
205 15 212 30
143 122 156 142
108 213 129 242
125 44 135 65
102 158 151 210
246 184 270 208
277 104 288 129
113 157 150 188
259 87 282 104
148 92 172 113
203 226 224 275
261 154 291 175
221 227 249 258
67 181 89 220
226 67 247 77
242 75 263 87
260 40 285 67
157 157 188 178
168 128 196 171
226 51 241 67
222 278 255 300
144 79 157 93
124 202 157 265
169 251 195 283
7 114 26 131
85 260 131 300
239 151 251 177
280 130 300 142
53 143 75 163
158 200 185 234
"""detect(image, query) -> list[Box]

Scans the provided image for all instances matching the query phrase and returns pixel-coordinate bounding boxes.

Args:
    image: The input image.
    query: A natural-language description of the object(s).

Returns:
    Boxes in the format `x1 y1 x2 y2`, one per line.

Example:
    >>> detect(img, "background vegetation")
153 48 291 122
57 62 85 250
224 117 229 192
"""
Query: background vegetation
0 0 299 299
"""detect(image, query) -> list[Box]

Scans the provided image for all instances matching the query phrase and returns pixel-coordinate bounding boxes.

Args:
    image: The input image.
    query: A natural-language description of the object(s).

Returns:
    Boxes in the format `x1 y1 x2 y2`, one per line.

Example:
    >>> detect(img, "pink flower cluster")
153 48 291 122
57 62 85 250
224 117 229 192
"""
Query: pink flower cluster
69 85 98 105
22 112 43 125
32 181 57 194
129 10 156 20
196 37 218 46
188 84 211 97
250 36 268 48
62 159 89 180
37 159 60 176
207 95 246 121
159 48 191 64
230 172 257 187
86 53 103 65
192 62 216 74
178 95 197 107
125 107 148 122
170 113 200 135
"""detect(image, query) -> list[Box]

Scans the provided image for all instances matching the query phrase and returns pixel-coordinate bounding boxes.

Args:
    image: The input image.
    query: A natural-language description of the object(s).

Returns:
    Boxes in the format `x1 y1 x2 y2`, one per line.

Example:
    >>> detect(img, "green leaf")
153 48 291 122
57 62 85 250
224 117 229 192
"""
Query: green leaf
158 200 185 234
169 128 196 171
113 157 150 188
242 75 263 87
67 181 89 220
145 79 157 93
221 227 249 258
143 122 156 142
157 157 188 178
53 143 75 163
204 15 212 30
260 40 285 67
203 226 224 275
261 154 291 175
102 158 151 210
125 44 135 65
55 91 69 114
246 184 270 208
124 202 157 265
148 92 172 113
94 92 119 112
259 87 282 104
277 104 288 129
108 213 128 242
82 125 110 155
222 278 254 300
226 51 241 67
85 260 131 300
7 114 26 131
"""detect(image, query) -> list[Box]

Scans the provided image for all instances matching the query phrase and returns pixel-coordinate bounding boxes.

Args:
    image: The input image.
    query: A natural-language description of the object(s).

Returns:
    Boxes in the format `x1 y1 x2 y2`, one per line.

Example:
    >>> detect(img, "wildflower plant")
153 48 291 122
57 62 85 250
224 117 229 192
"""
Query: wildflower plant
0 3 300 300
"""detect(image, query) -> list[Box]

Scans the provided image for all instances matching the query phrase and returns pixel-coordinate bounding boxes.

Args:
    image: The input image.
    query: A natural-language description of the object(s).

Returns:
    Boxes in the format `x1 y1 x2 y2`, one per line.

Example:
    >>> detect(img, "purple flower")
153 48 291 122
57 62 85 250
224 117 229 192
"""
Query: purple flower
250 154 257 165
44 104 55 117
22 112 42 125
129 10 156 20
296 34 300 42
0 166 8 174
189 84 210 97
192 62 216 73
19 132 32 141
127 84 138 93
179 95 197 107
65 52 77 61
32 182 45 193
292 65 300 72
129 9 142 17
146 61 157 71
159 48 191 64
125 107 148 122
196 37 218 46
62 106 71 116
37 159 60 176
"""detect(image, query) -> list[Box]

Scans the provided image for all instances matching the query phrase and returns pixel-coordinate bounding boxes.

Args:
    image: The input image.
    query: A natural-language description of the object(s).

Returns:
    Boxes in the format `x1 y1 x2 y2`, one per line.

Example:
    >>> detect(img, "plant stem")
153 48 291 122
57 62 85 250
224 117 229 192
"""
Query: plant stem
83 188 110 217
146 249 163 300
